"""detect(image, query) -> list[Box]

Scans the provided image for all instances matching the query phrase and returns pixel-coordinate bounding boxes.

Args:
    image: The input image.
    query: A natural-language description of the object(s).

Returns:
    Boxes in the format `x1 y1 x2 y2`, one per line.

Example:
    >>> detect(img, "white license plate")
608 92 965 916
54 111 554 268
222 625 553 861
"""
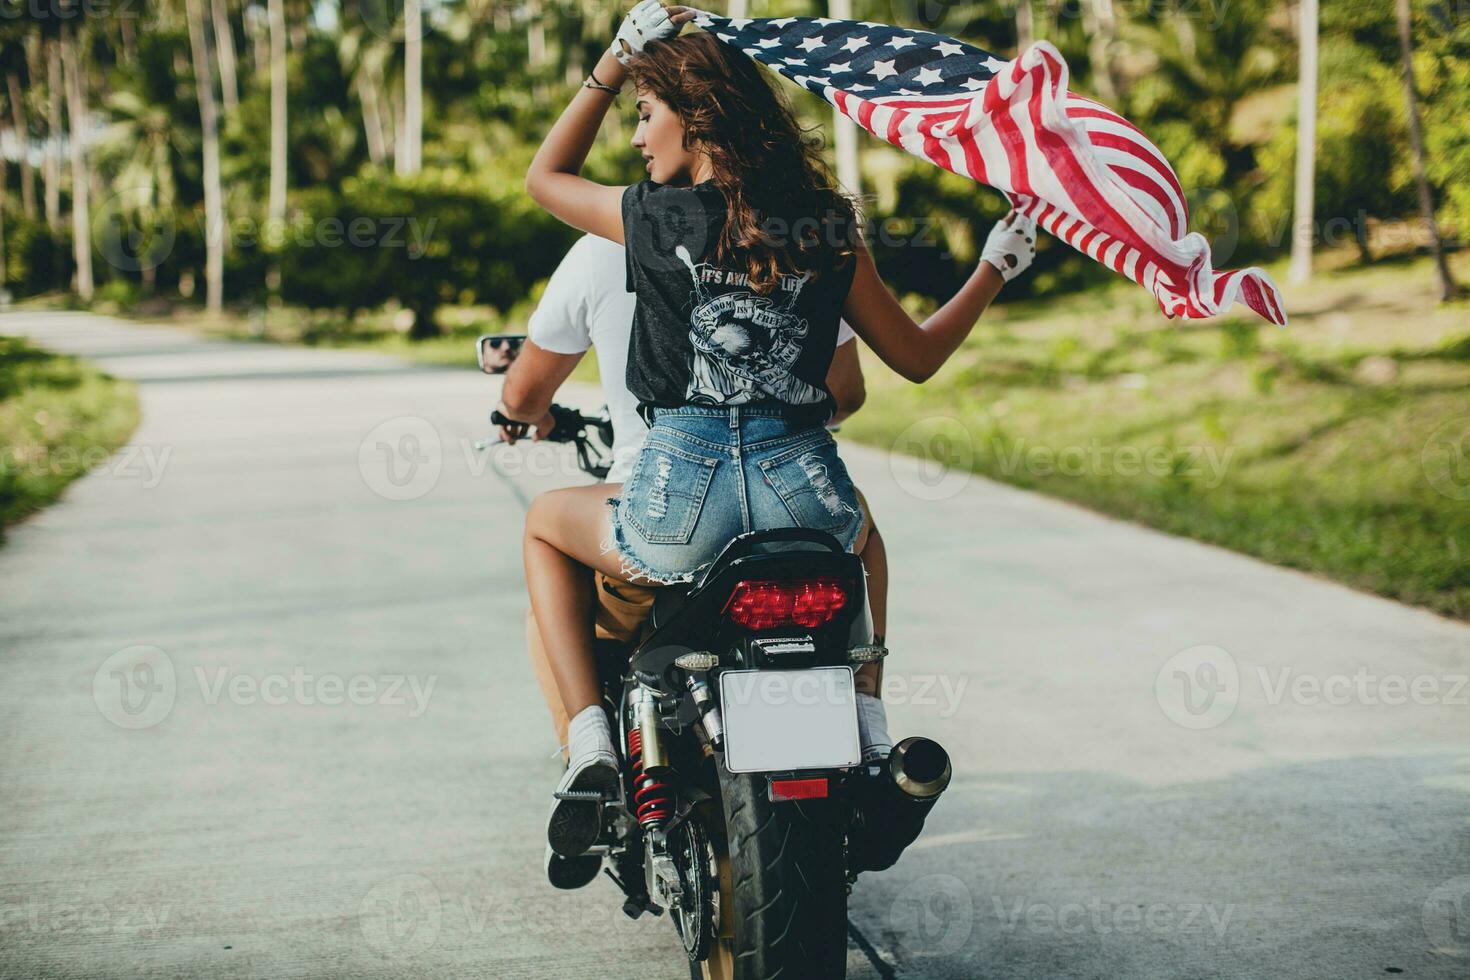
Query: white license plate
719 667 861 774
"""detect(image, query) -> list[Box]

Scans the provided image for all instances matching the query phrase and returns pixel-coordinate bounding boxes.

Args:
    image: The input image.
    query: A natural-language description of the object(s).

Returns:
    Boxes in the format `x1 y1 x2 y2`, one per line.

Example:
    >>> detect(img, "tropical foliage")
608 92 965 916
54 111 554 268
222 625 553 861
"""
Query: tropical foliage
1 0 1465 333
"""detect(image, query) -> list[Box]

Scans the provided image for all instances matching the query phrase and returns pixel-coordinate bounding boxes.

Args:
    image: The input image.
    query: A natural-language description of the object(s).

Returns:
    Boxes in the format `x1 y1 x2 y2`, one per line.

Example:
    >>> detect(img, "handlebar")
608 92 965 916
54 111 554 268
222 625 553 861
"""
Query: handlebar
487 403 614 479
490 403 598 444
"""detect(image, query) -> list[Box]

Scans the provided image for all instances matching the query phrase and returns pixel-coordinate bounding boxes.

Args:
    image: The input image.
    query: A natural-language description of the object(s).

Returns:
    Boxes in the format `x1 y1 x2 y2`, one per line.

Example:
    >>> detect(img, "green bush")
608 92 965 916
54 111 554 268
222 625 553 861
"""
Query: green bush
271 170 578 338
1255 41 1415 262
3 214 72 298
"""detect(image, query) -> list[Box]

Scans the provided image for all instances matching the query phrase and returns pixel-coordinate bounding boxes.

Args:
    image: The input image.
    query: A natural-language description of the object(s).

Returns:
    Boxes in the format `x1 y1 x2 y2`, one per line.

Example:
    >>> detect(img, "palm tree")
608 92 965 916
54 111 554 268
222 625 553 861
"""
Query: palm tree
94 88 184 293
59 20 93 300
211 0 240 114
1135 1 1288 207
0 148 6 293
2 34 36 219
829 0 861 197
43 33 62 233
1079 0 1120 103
1288 0 1318 284
1015 0 1033 51
337 14 393 166
268 0 287 233
185 0 225 311
1394 0 1458 301
397 0 423 175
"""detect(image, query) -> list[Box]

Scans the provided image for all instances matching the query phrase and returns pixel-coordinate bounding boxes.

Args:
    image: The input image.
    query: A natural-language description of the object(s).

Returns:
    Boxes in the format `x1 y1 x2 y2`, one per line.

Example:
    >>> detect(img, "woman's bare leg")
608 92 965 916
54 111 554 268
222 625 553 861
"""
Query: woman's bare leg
850 488 886 698
855 522 888 698
522 483 645 720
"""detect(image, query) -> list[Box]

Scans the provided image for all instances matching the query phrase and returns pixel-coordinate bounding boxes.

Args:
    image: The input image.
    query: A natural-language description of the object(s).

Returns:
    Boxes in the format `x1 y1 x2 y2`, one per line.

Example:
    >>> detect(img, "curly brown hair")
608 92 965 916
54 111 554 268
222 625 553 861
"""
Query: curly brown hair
627 31 860 296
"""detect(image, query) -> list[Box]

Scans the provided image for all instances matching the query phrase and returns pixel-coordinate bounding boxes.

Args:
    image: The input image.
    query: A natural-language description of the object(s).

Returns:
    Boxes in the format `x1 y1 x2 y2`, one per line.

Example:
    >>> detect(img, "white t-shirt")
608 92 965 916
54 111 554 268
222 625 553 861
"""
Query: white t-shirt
527 233 855 483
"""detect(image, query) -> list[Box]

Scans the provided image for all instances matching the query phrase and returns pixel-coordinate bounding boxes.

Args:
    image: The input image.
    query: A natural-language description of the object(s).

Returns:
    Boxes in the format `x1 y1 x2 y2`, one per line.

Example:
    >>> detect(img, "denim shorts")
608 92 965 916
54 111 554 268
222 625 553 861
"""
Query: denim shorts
606 405 864 585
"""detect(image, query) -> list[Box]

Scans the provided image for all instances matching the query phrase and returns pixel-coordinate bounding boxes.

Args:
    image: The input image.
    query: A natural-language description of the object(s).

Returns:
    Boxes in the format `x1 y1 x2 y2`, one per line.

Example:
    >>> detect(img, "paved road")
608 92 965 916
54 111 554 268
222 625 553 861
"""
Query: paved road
3 310 1468 979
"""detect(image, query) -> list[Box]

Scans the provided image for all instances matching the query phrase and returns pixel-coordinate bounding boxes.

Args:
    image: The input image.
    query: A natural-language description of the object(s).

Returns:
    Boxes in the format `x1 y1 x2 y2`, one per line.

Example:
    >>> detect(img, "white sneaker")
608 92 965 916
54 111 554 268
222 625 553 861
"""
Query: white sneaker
547 747 618 856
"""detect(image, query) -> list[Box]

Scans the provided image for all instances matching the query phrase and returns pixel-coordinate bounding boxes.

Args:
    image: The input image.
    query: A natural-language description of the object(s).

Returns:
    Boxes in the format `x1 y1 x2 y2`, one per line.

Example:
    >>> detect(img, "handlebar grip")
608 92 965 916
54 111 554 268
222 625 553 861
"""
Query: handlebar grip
544 403 588 443
491 405 588 443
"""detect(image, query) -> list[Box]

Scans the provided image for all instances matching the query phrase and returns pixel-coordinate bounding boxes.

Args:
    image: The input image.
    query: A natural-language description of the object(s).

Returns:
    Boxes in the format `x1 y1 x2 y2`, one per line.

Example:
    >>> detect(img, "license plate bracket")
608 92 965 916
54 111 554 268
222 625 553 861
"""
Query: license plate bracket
719 667 861 774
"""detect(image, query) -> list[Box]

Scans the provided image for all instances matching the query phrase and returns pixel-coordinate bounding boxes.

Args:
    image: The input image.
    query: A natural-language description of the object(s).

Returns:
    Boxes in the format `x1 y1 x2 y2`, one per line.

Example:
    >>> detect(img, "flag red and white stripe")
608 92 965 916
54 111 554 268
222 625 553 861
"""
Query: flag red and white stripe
692 12 1287 325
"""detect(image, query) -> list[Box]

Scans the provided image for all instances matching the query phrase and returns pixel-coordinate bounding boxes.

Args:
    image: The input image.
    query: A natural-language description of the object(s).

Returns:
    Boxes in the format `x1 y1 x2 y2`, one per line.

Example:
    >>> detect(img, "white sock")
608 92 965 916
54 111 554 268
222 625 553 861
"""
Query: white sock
856 693 892 762
567 705 614 764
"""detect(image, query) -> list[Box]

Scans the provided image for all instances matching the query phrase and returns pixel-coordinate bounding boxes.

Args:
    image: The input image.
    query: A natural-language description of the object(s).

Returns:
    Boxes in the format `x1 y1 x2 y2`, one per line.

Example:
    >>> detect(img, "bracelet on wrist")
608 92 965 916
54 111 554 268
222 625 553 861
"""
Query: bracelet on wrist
582 68 621 95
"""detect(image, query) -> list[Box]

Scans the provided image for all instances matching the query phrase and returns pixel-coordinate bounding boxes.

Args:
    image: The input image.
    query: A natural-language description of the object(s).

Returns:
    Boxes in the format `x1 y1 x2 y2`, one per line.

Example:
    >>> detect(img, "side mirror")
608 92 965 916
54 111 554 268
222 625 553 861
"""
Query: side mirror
476 334 526 375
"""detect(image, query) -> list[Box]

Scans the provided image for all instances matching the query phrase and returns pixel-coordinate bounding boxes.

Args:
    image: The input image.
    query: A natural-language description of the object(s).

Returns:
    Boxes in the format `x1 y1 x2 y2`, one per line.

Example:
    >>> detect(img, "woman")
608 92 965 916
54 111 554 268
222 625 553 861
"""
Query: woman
516 0 1035 858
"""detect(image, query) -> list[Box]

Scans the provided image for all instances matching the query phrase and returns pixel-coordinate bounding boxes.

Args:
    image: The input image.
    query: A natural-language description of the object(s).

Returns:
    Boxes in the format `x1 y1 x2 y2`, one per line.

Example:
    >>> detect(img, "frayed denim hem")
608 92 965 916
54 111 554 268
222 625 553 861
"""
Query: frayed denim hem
602 495 705 587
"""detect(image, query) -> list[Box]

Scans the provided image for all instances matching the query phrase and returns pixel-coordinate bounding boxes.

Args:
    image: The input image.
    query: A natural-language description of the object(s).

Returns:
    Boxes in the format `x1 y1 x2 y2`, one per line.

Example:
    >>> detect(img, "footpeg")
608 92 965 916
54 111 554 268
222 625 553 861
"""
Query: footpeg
554 789 612 801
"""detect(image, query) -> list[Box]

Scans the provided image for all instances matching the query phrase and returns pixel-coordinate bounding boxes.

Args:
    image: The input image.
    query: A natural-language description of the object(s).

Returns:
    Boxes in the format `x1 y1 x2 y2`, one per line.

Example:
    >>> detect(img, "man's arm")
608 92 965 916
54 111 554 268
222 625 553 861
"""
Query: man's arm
496 340 585 443
825 339 866 426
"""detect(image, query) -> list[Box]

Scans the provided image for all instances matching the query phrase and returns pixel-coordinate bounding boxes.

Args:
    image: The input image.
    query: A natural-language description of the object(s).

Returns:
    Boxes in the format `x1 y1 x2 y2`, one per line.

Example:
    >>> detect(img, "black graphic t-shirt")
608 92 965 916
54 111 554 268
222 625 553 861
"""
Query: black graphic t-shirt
621 179 855 422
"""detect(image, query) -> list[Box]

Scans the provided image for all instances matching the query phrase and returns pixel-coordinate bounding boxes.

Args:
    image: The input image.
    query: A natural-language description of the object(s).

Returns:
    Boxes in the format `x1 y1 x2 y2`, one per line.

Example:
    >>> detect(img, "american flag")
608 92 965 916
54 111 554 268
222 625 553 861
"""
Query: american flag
690 10 1287 326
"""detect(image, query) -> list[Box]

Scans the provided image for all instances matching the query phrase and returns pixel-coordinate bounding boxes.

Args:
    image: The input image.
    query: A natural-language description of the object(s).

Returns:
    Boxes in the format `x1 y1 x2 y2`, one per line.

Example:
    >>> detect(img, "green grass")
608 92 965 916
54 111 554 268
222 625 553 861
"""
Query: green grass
840 252 1470 620
0 337 141 539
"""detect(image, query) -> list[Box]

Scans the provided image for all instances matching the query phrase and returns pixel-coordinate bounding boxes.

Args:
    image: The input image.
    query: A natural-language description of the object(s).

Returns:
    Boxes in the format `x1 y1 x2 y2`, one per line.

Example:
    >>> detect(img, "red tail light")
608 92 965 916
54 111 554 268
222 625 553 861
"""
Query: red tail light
723 578 849 630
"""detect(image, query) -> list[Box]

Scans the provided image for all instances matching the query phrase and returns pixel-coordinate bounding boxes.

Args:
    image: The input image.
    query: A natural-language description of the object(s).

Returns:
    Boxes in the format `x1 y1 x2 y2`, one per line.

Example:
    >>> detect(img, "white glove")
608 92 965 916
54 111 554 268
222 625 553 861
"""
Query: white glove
980 212 1037 282
609 0 683 65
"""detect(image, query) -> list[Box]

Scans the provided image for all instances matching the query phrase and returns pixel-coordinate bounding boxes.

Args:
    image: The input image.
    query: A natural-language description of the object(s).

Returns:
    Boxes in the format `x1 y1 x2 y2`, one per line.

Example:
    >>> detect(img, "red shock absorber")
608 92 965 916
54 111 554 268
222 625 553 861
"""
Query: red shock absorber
626 727 673 831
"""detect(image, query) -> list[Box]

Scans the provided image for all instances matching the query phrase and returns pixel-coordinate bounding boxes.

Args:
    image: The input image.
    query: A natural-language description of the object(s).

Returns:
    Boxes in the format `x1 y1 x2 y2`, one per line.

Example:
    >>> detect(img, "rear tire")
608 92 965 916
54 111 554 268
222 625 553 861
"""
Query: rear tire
698 756 848 980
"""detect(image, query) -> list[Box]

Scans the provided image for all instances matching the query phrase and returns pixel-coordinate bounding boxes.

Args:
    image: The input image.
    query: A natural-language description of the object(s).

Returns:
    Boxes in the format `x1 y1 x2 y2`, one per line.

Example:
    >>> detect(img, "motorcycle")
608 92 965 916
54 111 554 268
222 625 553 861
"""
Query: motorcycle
478 333 952 980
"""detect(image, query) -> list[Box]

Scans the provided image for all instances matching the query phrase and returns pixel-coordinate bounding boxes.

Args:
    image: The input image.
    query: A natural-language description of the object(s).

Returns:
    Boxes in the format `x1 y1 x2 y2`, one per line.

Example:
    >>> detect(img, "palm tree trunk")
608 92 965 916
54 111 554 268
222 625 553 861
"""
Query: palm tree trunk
391 85 403 169
1079 0 1119 103
829 0 862 197
356 72 387 164
211 0 240 115
186 0 225 312
376 60 395 164
5 71 36 219
527 0 546 70
1287 0 1318 284
1395 0 1458 301
1015 0 1033 51
60 24 93 301
119 15 137 64
247 3 269 75
268 0 287 227
1 150 7 296
398 0 423 175
527 0 547 101
44 38 63 233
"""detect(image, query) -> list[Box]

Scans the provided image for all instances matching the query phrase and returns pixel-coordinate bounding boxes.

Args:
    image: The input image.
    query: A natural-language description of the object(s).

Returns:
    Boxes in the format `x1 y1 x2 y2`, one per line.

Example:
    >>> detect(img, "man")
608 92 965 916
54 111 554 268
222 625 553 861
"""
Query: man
498 232 890 888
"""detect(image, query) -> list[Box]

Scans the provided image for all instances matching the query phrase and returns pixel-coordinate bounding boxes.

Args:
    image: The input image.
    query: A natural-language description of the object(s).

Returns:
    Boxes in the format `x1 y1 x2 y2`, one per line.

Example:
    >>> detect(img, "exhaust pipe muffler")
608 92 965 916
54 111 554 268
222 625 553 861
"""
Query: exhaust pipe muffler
849 736 952 874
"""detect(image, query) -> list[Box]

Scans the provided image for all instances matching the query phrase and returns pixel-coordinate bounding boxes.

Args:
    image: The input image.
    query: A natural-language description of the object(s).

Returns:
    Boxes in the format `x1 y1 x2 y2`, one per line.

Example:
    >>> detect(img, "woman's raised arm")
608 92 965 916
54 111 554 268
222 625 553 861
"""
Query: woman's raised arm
842 214 1035 383
524 2 695 241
